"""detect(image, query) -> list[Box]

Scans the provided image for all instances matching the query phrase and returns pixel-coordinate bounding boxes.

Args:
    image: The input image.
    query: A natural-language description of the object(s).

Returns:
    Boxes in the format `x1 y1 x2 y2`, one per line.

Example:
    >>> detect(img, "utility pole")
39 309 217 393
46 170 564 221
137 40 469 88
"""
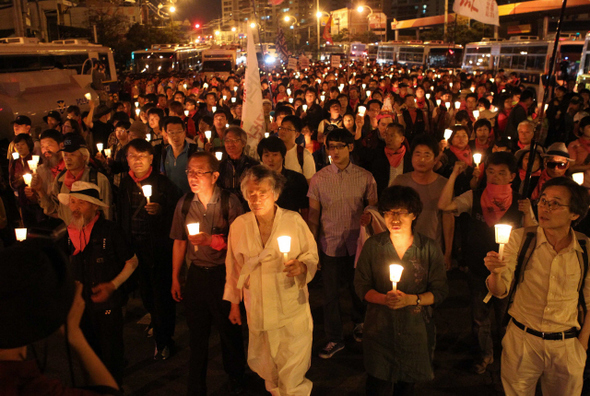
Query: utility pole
444 0 448 42
12 0 25 37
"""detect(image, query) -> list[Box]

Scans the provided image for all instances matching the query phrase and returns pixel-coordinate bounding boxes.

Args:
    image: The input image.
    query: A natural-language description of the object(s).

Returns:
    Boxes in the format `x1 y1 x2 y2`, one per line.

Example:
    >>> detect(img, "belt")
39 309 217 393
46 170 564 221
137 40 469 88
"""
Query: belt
190 264 225 271
512 318 579 340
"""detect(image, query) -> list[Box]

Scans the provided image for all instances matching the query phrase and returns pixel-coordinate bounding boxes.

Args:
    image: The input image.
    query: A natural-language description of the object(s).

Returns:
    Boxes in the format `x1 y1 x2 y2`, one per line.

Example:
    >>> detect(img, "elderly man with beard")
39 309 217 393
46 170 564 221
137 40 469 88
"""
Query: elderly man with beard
35 133 112 225
59 181 138 384
29 129 65 205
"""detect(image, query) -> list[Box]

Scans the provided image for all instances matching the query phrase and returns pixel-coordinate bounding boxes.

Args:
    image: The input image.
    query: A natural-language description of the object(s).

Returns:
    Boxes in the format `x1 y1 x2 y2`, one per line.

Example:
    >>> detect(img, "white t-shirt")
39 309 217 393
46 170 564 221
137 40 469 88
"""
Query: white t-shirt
284 144 316 180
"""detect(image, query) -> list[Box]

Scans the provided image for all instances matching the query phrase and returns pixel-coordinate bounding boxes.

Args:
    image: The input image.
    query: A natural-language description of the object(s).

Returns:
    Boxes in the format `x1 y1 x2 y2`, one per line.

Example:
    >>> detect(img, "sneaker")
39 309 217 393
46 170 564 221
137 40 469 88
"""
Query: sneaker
153 344 171 360
474 356 494 374
319 341 345 359
353 323 364 342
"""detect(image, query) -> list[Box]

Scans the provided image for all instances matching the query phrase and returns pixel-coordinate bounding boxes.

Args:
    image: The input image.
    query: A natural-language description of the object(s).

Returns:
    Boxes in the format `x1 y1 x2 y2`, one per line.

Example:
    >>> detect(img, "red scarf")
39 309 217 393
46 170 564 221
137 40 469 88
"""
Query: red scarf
517 140 526 150
519 168 542 181
416 98 426 109
64 169 84 190
384 145 406 168
67 213 100 255
475 139 489 152
129 166 152 183
480 184 513 227
578 137 590 154
50 160 65 178
449 145 473 166
531 169 552 200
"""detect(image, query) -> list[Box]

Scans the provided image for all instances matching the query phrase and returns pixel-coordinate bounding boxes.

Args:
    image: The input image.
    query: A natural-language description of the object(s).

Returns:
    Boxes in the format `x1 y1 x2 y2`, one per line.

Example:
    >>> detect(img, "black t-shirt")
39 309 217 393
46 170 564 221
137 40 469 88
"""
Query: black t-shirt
277 168 309 213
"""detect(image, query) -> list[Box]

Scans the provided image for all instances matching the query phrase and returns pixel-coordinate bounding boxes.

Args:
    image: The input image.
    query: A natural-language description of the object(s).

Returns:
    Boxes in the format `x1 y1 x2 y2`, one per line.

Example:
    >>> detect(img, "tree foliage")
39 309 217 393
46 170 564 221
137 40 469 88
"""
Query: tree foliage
420 20 495 46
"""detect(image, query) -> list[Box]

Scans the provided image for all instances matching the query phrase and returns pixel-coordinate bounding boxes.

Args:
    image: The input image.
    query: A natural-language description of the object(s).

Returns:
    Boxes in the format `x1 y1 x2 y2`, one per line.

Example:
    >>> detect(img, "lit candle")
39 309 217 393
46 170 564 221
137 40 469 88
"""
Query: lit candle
436 99 441 107
389 264 404 292
445 102 451 110
328 155 332 164
473 153 482 166
12 152 19 160
142 184 152 203
104 148 112 158
135 101 139 108
15 228 27 242
223 95 227 101
22 173 32 186
454 101 461 110
339 84 344 91
366 90 371 97
289 98 294 103
187 222 200 252
473 110 480 119
494 224 512 260
362 84 366 89
203 83 209 89
32 155 39 165
215 152 223 160
84 93 91 100
449 82 453 88
573 172 585 185
231 97 237 103
212 106 217 113
135 108 141 116
277 236 291 263
320 95 325 102
146 133 151 142
27 160 37 173
544 103 549 111
490 78 495 83
234 86 238 92
287 88 292 96
426 93 431 100
184 110 190 117
470 86 475 92
358 106 367 117
205 130 212 140
96 143 104 152
264 132 270 138
444 129 453 141
302 104 308 112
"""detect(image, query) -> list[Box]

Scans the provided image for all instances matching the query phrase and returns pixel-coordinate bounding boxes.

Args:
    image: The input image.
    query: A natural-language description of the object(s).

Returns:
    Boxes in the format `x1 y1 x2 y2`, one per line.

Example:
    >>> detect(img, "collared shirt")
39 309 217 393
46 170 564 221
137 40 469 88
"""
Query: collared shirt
308 162 378 256
284 144 316 180
169 186 244 266
163 142 191 194
490 226 590 332
217 154 259 202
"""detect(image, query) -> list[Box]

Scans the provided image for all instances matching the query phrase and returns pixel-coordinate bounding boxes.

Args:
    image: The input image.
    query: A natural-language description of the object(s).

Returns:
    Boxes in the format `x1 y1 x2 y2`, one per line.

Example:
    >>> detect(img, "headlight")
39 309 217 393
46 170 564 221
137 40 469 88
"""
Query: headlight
265 55 276 64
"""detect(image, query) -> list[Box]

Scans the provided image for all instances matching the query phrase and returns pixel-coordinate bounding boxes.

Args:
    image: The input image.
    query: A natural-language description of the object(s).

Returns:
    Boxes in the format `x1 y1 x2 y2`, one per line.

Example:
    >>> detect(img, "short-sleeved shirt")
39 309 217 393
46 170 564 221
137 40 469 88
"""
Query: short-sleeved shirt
169 186 244 266
284 144 316 180
308 162 378 257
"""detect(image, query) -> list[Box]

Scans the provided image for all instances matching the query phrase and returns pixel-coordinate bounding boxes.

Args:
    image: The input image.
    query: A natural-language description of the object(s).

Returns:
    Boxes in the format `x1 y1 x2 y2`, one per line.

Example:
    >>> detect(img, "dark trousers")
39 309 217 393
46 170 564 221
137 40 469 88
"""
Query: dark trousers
321 252 366 342
136 248 176 350
366 375 415 396
183 264 246 396
80 305 125 385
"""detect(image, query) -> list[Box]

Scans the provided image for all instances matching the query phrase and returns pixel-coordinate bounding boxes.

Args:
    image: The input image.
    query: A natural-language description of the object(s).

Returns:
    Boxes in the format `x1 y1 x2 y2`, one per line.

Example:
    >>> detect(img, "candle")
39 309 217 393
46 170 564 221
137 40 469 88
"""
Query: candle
141 184 152 203
104 148 112 158
389 264 404 291
12 152 19 160
184 110 190 117
426 93 431 100
215 152 223 160
544 103 549 111
96 143 103 152
445 102 451 110
32 155 39 165
454 101 461 110
84 93 91 100
320 95 325 102
339 84 344 91
22 173 32 186
212 106 217 113
449 82 453 88
264 132 270 138
223 95 227 101
27 160 37 173
187 222 200 252
573 172 585 185
231 97 237 103
289 98 294 103
444 129 453 141
203 83 209 89
146 133 151 142
328 155 332 164
135 108 141 116
287 88 292 96
135 101 139 108
494 224 512 260
470 86 475 92
358 106 366 117
204 130 212 140
362 84 366 89
234 86 238 92
302 104 308 112
473 110 480 119
366 90 371 98
277 236 291 263
490 78 495 83
15 228 27 242
473 153 482 165
436 99 441 107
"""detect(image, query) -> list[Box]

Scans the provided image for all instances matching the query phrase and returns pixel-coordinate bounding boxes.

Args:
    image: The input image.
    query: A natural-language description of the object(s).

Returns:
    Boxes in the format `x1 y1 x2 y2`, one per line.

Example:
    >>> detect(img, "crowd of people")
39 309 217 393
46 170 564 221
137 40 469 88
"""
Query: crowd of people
1 58 590 396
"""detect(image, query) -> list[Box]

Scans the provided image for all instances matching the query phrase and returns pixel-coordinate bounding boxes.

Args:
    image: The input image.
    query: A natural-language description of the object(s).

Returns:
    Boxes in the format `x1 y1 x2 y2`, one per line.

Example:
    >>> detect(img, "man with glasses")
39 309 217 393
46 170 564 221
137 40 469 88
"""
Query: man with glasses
118 138 181 360
531 142 575 200
308 128 378 358
279 115 316 182
170 152 246 395
484 177 590 396
161 117 200 194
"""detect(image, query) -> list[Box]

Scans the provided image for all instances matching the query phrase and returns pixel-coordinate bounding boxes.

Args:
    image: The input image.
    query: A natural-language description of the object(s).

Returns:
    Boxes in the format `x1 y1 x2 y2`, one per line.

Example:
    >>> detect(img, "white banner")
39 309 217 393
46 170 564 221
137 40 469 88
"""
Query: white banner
331 55 341 68
453 0 499 26
300 55 310 69
288 57 298 70
241 26 265 158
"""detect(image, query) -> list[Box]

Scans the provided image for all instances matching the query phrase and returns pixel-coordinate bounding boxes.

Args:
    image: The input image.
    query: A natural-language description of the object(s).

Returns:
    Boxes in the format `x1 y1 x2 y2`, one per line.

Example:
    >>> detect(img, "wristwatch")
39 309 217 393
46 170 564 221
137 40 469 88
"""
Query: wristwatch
415 294 421 306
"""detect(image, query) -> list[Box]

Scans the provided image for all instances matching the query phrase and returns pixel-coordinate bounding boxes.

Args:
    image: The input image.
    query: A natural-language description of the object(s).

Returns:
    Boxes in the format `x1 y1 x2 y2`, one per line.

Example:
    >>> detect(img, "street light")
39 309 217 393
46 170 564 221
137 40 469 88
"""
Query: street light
250 22 256 29
169 5 176 13
316 10 330 52
356 5 373 16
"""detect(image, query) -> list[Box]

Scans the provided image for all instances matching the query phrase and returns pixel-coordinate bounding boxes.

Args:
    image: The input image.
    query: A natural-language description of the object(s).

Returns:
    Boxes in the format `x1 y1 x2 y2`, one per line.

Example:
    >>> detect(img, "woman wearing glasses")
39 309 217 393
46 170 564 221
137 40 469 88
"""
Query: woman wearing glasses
354 185 448 396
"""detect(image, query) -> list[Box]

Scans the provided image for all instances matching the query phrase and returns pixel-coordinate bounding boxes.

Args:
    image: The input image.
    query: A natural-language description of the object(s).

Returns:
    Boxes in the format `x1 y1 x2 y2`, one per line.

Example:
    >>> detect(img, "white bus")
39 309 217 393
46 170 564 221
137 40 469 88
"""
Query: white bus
350 42 367 60
132 44 207 73
376 40 463 69
0 37 117 140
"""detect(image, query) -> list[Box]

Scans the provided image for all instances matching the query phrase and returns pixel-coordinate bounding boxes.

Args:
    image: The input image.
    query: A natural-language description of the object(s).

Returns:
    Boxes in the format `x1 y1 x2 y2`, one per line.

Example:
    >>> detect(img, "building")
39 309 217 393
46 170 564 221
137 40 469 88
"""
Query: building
390 0 442 21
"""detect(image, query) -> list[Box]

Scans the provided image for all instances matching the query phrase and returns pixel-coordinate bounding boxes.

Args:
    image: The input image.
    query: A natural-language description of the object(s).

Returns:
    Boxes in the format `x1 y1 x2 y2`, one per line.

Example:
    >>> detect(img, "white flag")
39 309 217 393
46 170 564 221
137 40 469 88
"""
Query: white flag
241 26 266 158
453 0 499 26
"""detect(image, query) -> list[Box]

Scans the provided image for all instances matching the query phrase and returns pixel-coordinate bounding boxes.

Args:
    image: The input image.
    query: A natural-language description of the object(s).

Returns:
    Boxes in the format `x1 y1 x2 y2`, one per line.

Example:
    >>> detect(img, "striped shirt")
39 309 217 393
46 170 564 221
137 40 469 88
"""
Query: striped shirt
308 162 378 257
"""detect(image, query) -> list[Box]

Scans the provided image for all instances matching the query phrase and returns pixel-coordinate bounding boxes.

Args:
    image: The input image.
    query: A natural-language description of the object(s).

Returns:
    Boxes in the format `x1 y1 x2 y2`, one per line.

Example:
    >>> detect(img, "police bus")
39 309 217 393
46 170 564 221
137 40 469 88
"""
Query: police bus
132 44 208 74
376 40 463 68
0 37 117 140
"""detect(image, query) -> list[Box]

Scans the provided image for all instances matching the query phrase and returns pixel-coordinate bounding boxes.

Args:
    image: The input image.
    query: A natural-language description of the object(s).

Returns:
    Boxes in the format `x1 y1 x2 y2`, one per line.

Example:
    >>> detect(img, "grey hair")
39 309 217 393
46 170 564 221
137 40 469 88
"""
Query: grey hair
518 120 535 131
78 148 91 165
226 126 248 143
240 165 286 200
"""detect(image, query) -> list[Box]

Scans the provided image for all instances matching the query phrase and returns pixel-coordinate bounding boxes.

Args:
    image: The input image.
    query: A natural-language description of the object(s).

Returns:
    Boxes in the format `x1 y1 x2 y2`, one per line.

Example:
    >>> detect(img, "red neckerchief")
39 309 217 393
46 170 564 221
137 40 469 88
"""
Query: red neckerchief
67 213 100 255
449 145 473 166
578 137 590 154
517 140 527 150
129 166 152 183
64 169 84 190
50 160 65 178
416 98 426 109
519 168 542 181
475 139 489 152
384 145 406 168
531 169 552 200
480 183 513 227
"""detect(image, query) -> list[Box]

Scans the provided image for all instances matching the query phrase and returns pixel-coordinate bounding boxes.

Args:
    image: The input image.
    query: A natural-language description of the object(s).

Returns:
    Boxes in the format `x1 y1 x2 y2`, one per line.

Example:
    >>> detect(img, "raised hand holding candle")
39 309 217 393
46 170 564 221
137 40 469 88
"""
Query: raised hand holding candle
389 264 404 292
494 224 512 260
473 153 482 166
573 172 585 185
142 185 152 203
104 148 112 158
84 93 92 100
96 143 104 152
444 129 453 141
358 106 366 117
32 155 40 165
277 236 291 263
204 130 212 140
302 104 308 112
135 108 141 116
445 102 451 110
15 228 27 242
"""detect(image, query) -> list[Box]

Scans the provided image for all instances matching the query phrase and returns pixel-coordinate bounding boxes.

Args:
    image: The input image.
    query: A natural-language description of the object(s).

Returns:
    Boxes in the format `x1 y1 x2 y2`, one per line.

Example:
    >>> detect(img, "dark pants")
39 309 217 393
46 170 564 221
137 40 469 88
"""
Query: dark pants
366 375 415 396
80 305 125 385
183 264 246 396
321 252 366 342
136 248 176 350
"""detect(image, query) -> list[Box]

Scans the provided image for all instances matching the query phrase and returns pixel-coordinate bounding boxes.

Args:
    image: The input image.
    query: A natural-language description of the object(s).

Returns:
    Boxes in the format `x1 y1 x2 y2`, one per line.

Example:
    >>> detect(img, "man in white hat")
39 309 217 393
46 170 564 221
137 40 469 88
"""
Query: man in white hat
531 142 575 200
59 181 138 384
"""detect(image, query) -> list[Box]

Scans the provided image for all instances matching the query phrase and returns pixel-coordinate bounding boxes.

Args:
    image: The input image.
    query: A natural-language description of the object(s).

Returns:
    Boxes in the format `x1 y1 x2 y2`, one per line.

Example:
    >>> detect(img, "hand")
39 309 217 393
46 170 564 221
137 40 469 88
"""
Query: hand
228 303 242 325
30 173 43 192
452 161 467 176
518 198 531 214
444 253 452 271
95 152 107 165
24 186 36 199
204 142 213 152
484 251 507 274
90 282 116 303
360 212 372 227
472 165 481 179
60 281 85 338
188 232 212 246
578 334 589 351
270 121 279 132
439 139 448 152
171 278 183 302
385 290 411 310
145 202 161 215
283 259 307 277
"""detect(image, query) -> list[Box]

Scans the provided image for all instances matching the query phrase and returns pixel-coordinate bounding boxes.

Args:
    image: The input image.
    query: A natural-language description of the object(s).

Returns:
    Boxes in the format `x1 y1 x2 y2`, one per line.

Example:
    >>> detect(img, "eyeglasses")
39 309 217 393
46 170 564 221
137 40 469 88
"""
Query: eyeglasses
546 161 568 170
383 209 411 217
224 138 243 145
278 126 297 133
327 143 349 151
537 197 569 211
127 154 151 161
185 170 213 178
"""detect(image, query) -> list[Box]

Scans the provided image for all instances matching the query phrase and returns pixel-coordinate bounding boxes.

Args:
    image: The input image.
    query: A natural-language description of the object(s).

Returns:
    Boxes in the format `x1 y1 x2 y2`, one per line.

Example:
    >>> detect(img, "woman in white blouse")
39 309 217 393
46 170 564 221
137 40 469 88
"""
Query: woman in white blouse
223 165 319 396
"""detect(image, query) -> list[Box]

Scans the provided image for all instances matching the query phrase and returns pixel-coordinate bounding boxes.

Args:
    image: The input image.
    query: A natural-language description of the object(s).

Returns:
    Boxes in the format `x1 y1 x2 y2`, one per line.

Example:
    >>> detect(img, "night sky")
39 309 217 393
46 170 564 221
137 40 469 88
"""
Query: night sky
174 0 222 28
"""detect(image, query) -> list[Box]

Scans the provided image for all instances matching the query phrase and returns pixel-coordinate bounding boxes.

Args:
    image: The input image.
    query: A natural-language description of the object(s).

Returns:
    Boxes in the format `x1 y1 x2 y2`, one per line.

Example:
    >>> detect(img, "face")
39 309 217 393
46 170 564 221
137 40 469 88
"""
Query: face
261 150 283 172
521 152 541 172
213 114 227 129
368 103 380 119
485 163 515 185
377 117 393 134
186 156 218 196
63 150 85 171
13 123 30 135
537 186 579 230
545 156 570 178
47 117 60 128
166 123 186 146
305 91 316 105
329 104 340 118
244 178 278 216
69 196 98 225
326 139 352 166
451 130 469 150
278 121 299 146
174 93 185 103
40 137 62 163
475 126 490 142
115 127 129 143
224 131 245 159
263 102 272 114
382 127 404 150
206 95 216 106
384 207 416 236
158 96 167 108
185 102 195 111
148 114 160 130
405 96 416 109
412 145 436 173
504 98 513 111
349 89 358 99
14 140 30 157
338 96 348 109
518 125 534 145
343 115 354 129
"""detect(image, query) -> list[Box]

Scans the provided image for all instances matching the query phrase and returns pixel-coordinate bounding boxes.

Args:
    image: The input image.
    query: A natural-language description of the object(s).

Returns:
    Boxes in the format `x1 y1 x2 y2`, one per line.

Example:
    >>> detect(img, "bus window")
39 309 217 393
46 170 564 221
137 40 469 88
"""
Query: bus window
202 60 233 73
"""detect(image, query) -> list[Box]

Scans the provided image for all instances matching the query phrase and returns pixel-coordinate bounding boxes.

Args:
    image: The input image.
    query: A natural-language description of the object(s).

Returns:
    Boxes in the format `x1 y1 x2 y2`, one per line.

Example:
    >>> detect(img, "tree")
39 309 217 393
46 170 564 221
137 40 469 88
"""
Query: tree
351 30 379 44
332 28 350 43
419 20 494 46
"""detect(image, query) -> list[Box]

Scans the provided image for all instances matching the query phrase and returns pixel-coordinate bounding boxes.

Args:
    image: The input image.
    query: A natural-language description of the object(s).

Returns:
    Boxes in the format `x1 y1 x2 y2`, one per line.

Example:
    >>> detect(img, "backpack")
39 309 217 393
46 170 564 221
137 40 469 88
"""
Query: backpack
180 189 231 233
503 226 589 327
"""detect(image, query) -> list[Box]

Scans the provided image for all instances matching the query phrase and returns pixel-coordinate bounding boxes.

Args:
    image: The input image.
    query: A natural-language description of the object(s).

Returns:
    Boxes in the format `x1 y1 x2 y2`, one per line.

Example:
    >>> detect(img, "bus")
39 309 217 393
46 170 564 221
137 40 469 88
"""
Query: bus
350 42 366 60
462 34 584 85
576 32 590 89
320 43 350 62
376 40 463 68
367 43 379 61
201 47 236 79
0 37 117 140
131 44 207 73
